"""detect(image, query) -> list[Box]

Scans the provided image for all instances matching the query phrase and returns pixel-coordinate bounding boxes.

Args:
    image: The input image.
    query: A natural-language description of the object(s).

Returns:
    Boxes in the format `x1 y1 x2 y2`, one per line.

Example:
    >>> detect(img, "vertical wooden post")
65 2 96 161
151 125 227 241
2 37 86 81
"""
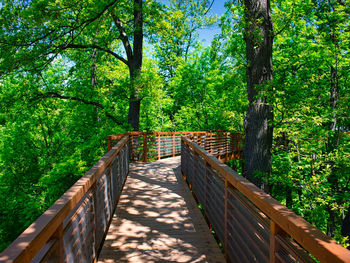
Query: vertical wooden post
237 133 241 159
157 135 161 160
229 133 234 161
107 136 111 152
143 134 147 162
53 223 64 263
237 133 244 174
270 221 285 263
225 133 229 158
209 132 212 154
224 178 229 262
172 134 175 157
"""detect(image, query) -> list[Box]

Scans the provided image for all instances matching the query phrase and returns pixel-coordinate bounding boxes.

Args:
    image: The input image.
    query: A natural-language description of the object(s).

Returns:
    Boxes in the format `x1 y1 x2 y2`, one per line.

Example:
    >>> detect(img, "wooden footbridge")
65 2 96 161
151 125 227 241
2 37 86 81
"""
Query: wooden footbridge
1 132 350 263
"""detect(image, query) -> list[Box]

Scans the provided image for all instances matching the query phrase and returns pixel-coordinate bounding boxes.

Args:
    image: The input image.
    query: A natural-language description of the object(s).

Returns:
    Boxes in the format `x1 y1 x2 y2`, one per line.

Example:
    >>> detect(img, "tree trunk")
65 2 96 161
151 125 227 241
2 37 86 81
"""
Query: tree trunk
127 0 143 131
342 205 350 249
128 94 141 131
242 0 274 192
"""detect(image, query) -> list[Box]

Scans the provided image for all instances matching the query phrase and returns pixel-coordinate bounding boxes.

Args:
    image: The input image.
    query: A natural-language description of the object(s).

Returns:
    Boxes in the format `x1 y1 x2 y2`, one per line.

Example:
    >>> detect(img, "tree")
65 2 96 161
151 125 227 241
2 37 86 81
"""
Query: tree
0 0 152 130
241 0 274 192
148 0 216 128
150 0 216 81
263 0 349 244
0 59 123 250
311 0 350 237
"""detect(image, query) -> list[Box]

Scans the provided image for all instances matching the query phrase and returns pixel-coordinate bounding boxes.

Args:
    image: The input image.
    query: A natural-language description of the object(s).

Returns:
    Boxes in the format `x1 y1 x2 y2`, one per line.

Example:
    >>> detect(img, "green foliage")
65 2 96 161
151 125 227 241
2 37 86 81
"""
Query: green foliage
0 0 349 253
169 46 247 131
149 0 217 80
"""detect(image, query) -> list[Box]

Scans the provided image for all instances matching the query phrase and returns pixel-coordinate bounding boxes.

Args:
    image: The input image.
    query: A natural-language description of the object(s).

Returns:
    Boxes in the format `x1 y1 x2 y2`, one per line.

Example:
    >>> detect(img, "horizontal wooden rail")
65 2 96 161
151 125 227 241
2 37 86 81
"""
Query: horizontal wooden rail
0 136 130 263
107 131 242 163
181 136 350 263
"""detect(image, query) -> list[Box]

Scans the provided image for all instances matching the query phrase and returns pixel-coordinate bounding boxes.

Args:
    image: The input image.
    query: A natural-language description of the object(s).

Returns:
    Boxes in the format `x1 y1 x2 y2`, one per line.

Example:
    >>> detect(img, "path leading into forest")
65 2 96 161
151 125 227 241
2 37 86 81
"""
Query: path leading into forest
97 157 225 263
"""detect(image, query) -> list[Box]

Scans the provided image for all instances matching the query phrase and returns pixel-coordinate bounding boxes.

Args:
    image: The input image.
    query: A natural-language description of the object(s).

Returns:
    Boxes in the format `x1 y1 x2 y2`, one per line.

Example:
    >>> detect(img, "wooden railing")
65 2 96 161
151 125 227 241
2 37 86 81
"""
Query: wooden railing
181 136 350 263
6 131 347 263
0 136 130 263
107 131 242 162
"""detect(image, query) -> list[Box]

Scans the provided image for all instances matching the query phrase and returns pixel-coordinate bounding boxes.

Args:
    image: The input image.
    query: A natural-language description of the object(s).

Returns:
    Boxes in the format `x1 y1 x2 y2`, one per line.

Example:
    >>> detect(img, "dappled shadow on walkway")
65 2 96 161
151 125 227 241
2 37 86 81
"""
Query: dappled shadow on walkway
97 157 225 263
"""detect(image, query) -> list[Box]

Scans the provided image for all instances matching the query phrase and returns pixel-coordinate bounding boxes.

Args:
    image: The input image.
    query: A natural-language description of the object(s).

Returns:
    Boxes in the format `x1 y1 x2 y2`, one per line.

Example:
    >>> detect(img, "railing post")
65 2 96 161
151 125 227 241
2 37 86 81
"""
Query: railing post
52 223 63 263
209 132 212 154
228 133 234 161
237 133 241 159
107 136 111 152
157 134 161 160
218 132 222 157
172 134 175 157
225 133 229 158
270 221 286 263
143 134 147 162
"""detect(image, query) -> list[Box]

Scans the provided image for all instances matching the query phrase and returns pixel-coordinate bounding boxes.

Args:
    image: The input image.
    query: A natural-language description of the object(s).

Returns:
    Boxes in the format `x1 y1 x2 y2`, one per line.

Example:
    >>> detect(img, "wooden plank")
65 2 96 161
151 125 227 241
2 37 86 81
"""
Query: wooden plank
98 157 225 263
107 136 112 152
181 137 350 263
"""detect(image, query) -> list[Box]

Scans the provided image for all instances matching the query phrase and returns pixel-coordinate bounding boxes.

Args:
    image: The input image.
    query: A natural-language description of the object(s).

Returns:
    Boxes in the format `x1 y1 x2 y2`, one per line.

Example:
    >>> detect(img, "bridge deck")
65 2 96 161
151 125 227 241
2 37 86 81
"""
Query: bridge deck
98 157 225 263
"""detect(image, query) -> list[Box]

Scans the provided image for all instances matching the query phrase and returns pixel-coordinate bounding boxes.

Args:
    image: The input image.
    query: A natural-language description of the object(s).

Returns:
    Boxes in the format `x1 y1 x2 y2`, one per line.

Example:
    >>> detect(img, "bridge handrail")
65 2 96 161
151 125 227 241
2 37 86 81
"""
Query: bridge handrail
0 136 130 263
107 131 242 162
181 136 350 263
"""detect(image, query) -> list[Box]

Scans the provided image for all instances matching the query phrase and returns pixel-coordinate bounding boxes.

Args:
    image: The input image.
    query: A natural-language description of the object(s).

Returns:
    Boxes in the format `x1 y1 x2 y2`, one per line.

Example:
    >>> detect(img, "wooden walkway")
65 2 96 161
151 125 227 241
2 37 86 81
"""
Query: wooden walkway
98 157 225 263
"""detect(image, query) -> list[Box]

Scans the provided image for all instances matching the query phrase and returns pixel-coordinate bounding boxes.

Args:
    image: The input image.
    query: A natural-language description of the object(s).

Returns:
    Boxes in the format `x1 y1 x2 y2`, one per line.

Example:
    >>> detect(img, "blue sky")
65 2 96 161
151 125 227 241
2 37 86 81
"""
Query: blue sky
158 0 227 46
199 0 227 45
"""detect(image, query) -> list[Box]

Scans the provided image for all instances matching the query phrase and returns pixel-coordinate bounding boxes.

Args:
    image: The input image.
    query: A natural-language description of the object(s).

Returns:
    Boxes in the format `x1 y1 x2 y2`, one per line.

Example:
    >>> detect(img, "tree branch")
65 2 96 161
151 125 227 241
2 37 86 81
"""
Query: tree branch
58 43 128 65
274 6 295 37
110 12 134 60
203 0 215 16
30 92 123 125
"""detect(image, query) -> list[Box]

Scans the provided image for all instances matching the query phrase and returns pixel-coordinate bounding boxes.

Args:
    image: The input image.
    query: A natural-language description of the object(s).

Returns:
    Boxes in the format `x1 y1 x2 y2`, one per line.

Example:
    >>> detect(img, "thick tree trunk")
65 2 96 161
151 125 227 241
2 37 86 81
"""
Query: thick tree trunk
127 0 143 131
242 0 274 192
128 94 141 131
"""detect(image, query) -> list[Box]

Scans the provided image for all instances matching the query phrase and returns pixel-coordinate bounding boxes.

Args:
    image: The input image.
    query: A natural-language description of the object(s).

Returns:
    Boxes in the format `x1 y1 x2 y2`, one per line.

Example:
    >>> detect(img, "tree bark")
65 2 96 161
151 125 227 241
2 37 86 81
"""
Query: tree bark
342 205 350 249
127 0 143 131
242 0 274 192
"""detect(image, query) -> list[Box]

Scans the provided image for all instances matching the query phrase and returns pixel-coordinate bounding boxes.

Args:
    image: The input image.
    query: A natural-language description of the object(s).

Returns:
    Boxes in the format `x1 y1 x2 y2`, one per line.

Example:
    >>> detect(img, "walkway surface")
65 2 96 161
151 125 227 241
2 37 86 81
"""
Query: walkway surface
98 157 225 263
